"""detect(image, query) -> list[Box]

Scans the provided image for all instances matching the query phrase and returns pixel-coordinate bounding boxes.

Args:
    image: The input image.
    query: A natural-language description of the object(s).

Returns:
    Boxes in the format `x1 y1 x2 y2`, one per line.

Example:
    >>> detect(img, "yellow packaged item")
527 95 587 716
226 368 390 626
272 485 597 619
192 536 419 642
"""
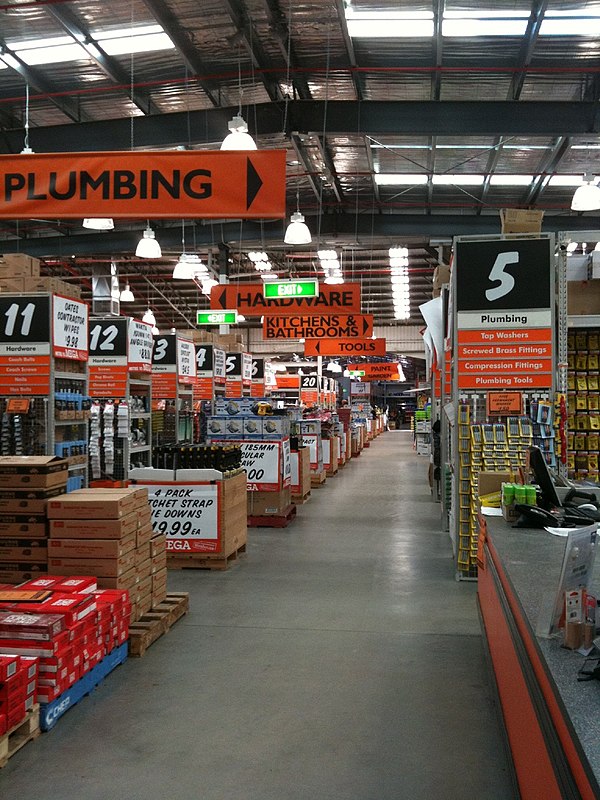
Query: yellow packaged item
588 453 598 471
591 415 600 430
574 434 586 451
589 394 599 411
589 354 599 370
576 332 588 349
577 354 588 371
577 395 588 410
589 375 599 391
578 376 589 392
590 332 599 350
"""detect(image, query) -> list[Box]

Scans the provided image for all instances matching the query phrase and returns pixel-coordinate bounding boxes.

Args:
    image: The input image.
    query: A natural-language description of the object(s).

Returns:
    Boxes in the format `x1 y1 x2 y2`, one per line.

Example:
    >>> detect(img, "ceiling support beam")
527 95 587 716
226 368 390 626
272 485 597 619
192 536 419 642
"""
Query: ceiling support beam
261 0 311 99
3 100 600 154
333 0 364 101
523 136 571 205
431 0 444 101
15 213 600 257
507 0 548 101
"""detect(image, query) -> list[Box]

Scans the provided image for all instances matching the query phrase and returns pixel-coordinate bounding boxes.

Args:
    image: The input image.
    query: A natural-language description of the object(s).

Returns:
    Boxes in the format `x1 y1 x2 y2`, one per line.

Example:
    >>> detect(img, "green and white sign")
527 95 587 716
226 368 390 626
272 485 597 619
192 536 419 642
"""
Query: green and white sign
348 369 365 377
197 310 238 325
263 280 319 299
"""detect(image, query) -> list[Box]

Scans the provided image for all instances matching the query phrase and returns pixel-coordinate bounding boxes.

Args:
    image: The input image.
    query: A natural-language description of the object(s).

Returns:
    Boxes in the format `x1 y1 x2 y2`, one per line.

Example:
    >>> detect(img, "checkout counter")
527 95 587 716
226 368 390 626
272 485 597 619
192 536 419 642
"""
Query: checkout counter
478 508 600 799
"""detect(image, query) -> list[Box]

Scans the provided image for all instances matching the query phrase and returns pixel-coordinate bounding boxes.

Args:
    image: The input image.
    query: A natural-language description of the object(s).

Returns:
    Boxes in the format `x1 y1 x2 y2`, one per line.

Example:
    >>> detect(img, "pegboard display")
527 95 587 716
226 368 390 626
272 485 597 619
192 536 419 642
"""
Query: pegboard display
567 327 600 482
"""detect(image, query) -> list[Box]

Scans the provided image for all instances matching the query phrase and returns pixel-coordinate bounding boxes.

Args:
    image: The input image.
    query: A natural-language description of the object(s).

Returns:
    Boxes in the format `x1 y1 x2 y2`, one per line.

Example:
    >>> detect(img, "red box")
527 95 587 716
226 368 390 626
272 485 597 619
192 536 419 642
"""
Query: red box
0 670 24 699
7 704 26 729
36 684 61 703
18 576 64 591
0 629 69 657
0 712 6 735
6 686 26 713
0 654 18 681
0 611 66 641
18 655 39 682
37 594 97 626
55 577 98 594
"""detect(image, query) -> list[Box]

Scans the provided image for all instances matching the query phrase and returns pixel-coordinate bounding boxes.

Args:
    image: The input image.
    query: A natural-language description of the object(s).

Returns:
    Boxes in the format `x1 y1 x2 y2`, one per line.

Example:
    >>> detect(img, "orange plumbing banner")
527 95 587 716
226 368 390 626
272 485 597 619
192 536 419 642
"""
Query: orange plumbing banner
0 150 286 219
211 283 362 316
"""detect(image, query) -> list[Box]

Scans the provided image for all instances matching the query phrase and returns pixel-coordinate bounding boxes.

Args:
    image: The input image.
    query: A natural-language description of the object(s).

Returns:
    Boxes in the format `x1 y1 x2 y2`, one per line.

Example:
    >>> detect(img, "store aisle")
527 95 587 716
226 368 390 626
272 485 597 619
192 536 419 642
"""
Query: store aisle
2 432 515 800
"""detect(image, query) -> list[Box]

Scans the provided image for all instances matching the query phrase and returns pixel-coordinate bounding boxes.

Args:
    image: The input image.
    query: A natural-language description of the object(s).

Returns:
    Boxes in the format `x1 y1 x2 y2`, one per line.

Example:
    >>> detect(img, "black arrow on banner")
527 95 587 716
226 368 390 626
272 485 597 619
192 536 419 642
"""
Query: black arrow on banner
362 318 369 335
247 158 263 209
313 341 322 354
214 286 227 309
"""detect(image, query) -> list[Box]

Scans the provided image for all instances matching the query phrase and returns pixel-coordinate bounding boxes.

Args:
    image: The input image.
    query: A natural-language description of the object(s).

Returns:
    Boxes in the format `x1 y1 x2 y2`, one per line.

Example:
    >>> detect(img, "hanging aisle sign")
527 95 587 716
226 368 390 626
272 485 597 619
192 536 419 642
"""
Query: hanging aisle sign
88 317 128 397
250 357 265 397
0 151 286 219
347 362 402 381
152 334 177 399
211 283 362 316
304 338 386 357
52 295 88 361
0 295 51 395
455 238 553 390
263 313 373 340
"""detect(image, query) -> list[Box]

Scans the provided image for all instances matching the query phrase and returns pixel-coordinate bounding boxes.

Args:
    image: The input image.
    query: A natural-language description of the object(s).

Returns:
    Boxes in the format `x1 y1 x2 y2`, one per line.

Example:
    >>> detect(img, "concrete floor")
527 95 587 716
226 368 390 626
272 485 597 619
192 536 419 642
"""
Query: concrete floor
2 431 515 799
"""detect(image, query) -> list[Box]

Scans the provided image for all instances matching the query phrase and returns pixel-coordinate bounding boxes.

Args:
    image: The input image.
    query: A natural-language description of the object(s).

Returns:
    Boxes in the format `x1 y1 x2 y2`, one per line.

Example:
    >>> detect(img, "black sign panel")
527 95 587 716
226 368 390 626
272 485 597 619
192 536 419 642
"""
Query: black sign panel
225 352 242 377
251 357 264 380
88 317 127 357
0 296 50 343
455 238 551 311
152 334 177 365
301 374 319 390
195 343 213 372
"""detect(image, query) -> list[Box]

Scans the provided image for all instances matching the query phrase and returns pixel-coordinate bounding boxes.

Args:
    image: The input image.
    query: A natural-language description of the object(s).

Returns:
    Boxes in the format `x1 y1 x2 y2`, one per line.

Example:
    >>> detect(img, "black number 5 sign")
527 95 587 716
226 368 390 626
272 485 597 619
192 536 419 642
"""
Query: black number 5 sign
455 238 551 311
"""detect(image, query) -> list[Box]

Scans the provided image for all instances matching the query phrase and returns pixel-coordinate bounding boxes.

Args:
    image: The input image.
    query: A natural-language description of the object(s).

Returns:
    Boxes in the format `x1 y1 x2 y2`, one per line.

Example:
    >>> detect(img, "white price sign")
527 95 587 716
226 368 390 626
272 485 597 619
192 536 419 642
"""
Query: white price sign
144 483 220 553
242 352 253 384
282 437 291 484
128 319 153 371
213 347 226 383
290 451 300 491
53 295 88 361
240 442 281 491
177 338 196 384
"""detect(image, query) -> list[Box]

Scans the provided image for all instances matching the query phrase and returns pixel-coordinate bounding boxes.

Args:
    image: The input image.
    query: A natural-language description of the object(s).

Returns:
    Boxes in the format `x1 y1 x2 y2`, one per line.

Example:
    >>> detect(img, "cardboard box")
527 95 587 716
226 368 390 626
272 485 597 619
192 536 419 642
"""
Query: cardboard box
47 491 136 519
47 533 136 559
0 457 68 488
247 487 291 516
433 263 451 297
568 281 600 316
137 593 152 617
0 253 40 276
151 551 167 573
135 574 152 602
21 277 81 298
97 568 137 591
152 586 167 607
478 471 512 499
48 549 136 578
152 568 167 594
49 512 138 540
135 546 151 568
0 540 48 562
136 521 153 548
150 534 166 557
0 521 47 538
0 279 25 293
499 208 544 234
136 558 152 580
136 508 152 529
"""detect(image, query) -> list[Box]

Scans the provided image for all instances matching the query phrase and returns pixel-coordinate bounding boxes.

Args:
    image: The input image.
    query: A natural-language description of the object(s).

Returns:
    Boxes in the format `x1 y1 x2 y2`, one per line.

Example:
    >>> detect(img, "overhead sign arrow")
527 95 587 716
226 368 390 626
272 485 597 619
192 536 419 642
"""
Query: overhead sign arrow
247 157 264 209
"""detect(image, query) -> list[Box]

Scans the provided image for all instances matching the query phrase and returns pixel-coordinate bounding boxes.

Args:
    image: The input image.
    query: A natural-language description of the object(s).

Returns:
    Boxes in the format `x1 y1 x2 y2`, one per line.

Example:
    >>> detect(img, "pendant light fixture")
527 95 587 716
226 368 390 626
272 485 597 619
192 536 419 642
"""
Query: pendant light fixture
571 175 600 212
120 283 134 302
284 191 312 245
200 277 219 295
136 221 162 258
142 308 156 326
151 325 159 335
83 218 114 231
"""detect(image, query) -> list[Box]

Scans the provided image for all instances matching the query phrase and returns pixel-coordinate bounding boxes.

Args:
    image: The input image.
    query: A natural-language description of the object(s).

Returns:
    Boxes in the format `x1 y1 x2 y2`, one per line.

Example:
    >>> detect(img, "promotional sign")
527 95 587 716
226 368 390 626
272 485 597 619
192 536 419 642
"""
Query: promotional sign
240 442 284 491
304 337 386 357
242 352 253 385
128 319 153 372
194 343 216 400
301 434 321 470
350 381 370 396
0 150 286 219
152 334 177 399
88 317 128 397
211 283 361 317
250 357 265 398
455 238 553 390
290 451 300 493
276 375 299 390
143 483 220 553
177 338 196 385
263 280 319 299
0 295 51 395
486 392 523 416
263 313 372 340
52 296 88 361
347 362 401 381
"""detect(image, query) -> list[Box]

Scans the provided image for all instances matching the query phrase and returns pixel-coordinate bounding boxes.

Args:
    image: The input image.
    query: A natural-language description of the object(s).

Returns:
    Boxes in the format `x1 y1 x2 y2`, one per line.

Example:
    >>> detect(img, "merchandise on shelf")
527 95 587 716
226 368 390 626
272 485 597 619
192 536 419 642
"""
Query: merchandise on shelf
567 328 600 482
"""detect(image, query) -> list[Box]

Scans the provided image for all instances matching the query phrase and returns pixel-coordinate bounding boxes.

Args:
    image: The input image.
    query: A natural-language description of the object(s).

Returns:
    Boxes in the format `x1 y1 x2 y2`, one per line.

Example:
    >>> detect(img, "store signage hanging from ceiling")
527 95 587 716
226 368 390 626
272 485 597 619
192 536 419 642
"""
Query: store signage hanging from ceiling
263 280 319 299
347 362 402 381
197 310 238 326
304 338 386 356
211 283 362 317
0 150 286 219
263 313 373 340
454 238 553 390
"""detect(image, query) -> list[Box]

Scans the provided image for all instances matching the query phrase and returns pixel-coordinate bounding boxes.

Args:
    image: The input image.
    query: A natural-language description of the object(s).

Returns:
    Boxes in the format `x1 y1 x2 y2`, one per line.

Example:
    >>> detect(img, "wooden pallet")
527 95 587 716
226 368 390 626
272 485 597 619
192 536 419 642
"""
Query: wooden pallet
248 504 297 529
0 705 40 768
291 489 311 505
310 471 327 487
128 592 190 658
166 543 246 573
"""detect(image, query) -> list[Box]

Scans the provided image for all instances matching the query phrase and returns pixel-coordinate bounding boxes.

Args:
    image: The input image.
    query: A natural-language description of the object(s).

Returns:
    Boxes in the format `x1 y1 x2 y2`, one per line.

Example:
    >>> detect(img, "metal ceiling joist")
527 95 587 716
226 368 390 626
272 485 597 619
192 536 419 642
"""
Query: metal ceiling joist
44 4 159 116
3 100 599 154
142 0 220 107
261 0 311 100
0 40 91 124
431 0 444 102
291 132 321 201
333 0 364 101
523 136 572 205
14 213 600 258
222 0 283 102
507 0 548 101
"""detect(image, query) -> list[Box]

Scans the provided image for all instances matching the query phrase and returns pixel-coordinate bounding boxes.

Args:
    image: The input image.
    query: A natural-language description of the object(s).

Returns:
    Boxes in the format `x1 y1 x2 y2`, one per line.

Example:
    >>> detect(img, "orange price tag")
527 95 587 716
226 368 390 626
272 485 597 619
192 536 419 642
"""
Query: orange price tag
6 398 31 413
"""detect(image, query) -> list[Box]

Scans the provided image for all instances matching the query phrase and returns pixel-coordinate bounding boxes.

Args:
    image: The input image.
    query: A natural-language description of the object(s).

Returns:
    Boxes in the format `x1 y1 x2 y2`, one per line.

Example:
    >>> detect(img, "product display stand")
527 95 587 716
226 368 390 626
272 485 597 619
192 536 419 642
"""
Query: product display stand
151 333 197 447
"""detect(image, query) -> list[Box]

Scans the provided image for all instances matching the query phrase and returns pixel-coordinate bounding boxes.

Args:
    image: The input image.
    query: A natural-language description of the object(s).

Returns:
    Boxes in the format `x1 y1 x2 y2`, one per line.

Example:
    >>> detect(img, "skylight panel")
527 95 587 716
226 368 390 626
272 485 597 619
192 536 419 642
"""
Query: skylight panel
374 174 428 186
432 174 485 186
489 175 534 186
345 9 434 38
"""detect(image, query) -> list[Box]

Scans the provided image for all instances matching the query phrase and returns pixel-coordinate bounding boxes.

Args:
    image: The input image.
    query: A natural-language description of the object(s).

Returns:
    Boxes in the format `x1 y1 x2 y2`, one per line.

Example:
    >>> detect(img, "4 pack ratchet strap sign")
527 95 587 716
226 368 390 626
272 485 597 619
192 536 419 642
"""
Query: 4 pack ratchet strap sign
138 482 220 553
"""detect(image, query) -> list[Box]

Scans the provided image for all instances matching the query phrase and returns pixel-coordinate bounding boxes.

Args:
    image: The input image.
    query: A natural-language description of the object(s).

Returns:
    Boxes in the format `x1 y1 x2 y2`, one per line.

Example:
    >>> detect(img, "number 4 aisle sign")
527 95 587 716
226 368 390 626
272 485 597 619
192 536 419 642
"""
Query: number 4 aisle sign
454 237 553 390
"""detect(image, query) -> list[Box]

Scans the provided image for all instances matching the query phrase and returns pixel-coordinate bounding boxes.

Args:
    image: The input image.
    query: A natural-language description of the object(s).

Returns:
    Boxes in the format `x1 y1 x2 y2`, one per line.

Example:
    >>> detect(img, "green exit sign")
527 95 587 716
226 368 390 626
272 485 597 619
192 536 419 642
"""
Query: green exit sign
263 280 319 299
197 310 238 325
349 370 365 377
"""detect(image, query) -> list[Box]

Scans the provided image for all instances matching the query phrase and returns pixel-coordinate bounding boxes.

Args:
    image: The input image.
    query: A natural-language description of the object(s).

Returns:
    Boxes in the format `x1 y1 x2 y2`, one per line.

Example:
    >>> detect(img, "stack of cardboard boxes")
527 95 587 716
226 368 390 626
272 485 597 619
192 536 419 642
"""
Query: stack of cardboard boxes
0 653 38 735
45 488 166 622
0 253 81 298
0 456 69 585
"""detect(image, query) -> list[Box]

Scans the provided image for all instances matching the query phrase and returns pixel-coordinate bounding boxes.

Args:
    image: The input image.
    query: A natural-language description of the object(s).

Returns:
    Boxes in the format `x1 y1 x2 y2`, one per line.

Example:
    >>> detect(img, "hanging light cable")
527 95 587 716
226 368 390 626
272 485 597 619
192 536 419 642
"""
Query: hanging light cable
20 83 33 155
221 51 256 151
